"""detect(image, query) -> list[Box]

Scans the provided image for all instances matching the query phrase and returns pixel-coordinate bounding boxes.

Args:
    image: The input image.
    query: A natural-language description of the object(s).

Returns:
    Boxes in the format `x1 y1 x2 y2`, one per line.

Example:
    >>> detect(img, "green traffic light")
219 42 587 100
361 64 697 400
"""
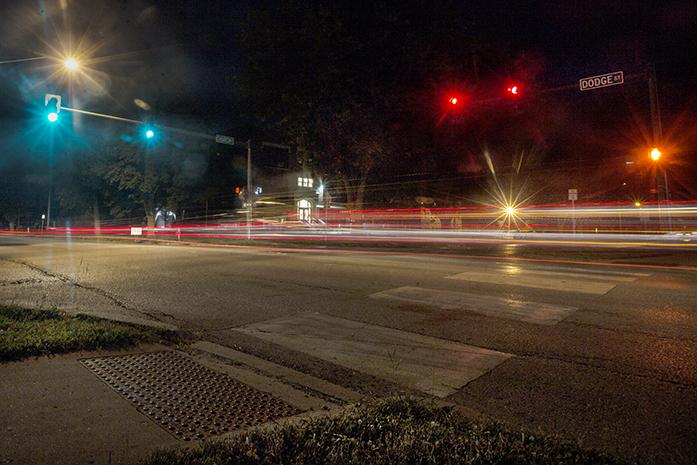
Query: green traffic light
47 112 59 123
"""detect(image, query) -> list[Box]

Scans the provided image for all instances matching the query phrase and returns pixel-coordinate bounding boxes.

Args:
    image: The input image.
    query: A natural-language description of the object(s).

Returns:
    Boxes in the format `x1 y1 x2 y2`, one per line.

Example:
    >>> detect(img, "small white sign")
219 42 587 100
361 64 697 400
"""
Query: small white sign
568 189 578 201
130 227 143 236
215 134 235 146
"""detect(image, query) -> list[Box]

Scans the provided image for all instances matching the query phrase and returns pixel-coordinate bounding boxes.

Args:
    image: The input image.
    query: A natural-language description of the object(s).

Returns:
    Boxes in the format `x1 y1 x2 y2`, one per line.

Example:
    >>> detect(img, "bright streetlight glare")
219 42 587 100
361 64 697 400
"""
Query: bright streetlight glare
650 147 662 161
64 58 79 70
145 129 155 139
47 112 59 123
504 205 516 216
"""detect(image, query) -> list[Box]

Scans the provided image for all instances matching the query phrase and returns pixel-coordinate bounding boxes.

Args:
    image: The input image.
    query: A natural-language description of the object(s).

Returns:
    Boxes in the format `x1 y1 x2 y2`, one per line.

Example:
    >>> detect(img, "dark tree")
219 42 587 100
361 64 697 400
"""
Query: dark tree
239 0 476 207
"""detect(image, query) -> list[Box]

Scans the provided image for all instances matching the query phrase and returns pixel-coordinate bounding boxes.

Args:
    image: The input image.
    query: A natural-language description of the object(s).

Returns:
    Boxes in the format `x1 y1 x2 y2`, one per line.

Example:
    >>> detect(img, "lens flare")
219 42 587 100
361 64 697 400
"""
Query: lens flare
64 58 79 70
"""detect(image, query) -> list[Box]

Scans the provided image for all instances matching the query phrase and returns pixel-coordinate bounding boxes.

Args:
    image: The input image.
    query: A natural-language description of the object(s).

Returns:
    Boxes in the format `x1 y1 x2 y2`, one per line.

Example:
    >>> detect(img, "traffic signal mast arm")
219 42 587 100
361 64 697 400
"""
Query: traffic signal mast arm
453 71 645 108
46 99 235 145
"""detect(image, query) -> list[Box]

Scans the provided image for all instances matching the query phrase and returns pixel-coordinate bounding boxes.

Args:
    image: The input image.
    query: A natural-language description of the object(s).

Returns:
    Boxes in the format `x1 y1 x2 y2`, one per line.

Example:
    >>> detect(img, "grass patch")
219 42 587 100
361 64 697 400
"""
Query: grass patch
0 305 172 361
143 397 632 465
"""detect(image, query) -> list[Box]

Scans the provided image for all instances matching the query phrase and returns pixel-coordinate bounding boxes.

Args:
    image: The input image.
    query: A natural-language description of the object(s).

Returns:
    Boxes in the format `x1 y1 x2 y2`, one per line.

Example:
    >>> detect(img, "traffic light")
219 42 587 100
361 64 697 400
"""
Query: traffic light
44 94 61 123
142 126 156 140
506 84 520 97
449 96 458 105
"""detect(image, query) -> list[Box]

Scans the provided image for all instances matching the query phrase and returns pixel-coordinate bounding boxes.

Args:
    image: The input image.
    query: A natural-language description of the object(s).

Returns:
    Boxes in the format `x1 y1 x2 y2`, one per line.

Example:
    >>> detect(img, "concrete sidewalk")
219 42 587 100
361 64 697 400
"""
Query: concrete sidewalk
0 343 349 465
1 345 178 465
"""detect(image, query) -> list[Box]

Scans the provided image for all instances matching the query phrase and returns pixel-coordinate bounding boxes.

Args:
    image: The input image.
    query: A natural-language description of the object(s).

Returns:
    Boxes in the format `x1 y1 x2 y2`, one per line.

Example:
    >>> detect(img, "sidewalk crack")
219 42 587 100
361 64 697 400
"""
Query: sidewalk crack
0 257 179 325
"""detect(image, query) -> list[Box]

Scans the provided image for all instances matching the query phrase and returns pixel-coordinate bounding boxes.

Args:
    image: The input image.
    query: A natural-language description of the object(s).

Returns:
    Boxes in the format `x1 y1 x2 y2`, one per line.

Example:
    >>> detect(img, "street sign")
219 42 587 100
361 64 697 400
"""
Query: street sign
130 227 143 236
579 71 624 91
215 134 235 146
568 189 578 201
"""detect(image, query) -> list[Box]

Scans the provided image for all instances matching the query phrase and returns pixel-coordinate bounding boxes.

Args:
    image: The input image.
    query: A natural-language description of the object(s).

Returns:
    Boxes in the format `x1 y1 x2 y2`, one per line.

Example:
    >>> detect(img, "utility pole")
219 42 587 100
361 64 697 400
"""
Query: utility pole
647 63 671 230
647 64 663 146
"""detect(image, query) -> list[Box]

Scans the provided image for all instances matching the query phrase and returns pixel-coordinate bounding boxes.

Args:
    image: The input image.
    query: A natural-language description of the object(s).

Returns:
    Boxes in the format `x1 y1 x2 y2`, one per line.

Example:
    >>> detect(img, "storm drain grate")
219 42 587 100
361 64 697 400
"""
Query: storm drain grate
80 351 301 441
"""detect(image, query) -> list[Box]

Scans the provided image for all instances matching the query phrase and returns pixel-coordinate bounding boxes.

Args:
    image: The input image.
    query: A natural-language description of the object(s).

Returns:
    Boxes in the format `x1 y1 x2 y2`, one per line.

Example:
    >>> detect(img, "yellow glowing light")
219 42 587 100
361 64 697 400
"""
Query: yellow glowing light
64 58 79 70
650 147 662 161
504 206 516 216
635 202 642 207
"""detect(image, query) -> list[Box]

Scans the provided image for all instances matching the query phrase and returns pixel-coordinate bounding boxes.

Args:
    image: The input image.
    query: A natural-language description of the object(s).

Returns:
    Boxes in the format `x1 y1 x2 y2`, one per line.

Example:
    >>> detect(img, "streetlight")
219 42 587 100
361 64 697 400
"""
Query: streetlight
650 147 661 161
64 58 79 70
1 55 81 71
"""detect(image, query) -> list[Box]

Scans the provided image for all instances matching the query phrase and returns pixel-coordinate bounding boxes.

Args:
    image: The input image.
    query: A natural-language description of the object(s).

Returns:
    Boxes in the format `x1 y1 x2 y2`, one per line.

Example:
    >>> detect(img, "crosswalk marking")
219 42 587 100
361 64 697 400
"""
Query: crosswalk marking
492 262 651 278
234 313 511 398
370 286 577 325
489 266 638 282
445 267 641 295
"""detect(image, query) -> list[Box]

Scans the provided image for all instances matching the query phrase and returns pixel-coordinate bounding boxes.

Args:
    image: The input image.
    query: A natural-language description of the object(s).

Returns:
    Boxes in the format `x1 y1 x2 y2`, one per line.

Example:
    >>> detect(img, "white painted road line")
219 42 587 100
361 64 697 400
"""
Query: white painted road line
446 268 632 295
490 266 639 282
492 263 652 277
234 313 511 397
370 286 577 325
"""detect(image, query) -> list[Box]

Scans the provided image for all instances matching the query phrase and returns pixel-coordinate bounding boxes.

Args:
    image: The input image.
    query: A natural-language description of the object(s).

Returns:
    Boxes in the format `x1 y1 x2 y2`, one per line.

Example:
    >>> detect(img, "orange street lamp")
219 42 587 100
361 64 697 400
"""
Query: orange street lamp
650 147 662 161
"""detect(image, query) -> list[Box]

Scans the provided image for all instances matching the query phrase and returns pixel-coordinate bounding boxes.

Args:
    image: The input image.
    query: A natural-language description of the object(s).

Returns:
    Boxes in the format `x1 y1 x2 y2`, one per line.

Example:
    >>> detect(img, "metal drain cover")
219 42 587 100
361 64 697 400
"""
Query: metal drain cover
81 351 301 441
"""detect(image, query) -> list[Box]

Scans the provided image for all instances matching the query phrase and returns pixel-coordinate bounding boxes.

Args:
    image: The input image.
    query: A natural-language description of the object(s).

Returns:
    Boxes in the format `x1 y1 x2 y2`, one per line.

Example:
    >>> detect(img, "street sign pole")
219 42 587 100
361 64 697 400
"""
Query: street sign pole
568 189 578 234
247 140 252 240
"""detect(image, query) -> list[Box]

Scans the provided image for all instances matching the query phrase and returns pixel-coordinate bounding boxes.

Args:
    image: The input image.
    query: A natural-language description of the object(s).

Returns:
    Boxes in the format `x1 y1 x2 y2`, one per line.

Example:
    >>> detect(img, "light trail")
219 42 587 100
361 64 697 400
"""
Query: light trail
3 201 697 248
6 233 695 272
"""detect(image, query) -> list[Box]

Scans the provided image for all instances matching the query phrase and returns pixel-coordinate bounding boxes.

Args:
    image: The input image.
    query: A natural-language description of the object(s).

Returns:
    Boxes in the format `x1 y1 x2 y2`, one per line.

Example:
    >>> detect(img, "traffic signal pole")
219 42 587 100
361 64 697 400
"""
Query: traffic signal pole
46 188 51 231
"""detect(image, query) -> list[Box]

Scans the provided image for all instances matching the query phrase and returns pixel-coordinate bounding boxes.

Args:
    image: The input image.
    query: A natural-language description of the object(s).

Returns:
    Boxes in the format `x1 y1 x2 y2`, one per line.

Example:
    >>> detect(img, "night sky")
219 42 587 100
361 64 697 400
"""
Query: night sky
1 0 696 197
2 1 696 122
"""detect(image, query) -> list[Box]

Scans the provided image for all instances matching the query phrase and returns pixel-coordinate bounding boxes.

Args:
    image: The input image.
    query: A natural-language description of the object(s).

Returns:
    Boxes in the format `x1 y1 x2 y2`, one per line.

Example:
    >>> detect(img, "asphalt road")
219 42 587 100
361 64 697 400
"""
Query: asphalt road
1 235 697 464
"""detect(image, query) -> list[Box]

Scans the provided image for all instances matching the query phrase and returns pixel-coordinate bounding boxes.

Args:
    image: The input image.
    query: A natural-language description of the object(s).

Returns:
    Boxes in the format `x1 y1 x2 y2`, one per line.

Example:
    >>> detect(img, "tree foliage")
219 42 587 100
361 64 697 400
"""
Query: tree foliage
239 0 475 207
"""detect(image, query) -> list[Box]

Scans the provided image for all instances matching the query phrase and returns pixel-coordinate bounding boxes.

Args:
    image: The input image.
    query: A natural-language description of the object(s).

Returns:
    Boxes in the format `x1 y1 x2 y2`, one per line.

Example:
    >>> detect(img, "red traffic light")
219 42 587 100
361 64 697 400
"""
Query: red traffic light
506 84 520 96
449 97 458 105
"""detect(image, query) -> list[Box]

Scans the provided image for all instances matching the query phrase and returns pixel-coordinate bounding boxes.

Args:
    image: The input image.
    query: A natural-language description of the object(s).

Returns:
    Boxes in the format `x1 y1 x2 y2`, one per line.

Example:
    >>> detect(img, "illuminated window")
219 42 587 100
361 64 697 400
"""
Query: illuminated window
298 177 313 188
